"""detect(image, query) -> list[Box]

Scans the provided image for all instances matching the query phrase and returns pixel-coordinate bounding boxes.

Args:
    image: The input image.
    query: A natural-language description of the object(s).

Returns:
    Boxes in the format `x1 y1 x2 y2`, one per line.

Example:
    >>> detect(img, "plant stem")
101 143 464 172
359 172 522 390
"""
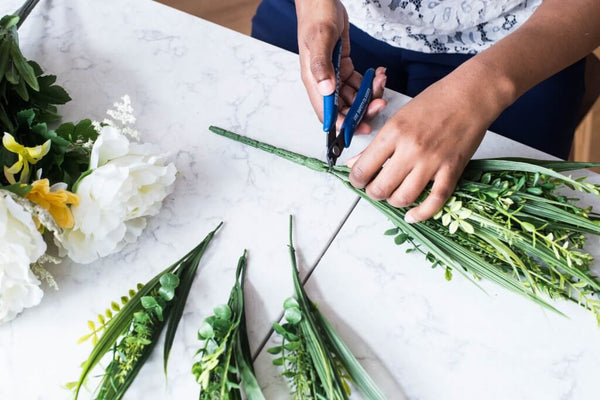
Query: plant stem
15 0 40 29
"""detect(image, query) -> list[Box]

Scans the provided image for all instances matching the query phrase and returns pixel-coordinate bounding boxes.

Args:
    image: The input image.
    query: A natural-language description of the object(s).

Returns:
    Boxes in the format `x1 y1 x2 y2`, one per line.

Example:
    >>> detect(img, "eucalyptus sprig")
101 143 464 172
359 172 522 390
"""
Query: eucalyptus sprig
209 126 600 323
192 250 265 400
71 222 222 400
269 216 385 400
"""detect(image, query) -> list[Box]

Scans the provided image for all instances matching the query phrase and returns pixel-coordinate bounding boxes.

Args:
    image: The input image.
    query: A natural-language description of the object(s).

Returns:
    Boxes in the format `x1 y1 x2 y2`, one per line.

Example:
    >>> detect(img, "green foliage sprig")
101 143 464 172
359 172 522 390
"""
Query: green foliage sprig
209 126 600 323
71 222 223 400
1 1 98 188
268 216 385 400
0 2 71 134
192 250 265 400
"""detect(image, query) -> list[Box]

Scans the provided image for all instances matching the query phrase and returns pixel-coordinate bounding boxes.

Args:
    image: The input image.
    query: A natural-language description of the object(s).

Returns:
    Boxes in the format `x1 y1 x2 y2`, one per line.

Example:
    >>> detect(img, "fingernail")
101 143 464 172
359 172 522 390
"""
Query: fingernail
318 80 335 96
405 213 417 224
346 154 360 167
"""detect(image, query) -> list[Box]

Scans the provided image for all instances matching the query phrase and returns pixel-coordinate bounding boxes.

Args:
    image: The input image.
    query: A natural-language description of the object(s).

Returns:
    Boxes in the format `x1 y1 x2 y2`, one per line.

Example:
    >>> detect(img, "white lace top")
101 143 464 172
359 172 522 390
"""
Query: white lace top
341 0 542 54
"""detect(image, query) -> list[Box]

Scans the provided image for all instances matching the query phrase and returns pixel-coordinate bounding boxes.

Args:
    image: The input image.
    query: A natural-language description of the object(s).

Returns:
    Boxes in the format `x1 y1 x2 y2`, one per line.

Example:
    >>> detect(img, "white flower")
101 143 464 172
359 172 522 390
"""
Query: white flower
59 125 176 264
0 191 46 325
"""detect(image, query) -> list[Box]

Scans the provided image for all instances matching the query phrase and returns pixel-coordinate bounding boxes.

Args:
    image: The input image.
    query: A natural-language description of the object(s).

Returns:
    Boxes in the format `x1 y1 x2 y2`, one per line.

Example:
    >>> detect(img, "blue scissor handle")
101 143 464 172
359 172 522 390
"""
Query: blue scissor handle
341 67 375 147
322 38 342 132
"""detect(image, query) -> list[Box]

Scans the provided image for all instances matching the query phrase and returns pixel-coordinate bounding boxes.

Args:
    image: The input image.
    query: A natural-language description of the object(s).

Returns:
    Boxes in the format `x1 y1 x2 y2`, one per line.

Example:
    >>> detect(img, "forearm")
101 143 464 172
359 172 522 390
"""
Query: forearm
460 0 600 113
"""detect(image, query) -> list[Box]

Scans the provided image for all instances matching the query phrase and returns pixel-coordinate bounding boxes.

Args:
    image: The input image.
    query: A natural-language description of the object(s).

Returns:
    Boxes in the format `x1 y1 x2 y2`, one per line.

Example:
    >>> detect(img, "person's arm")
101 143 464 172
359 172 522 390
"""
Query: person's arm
348 0 600 223
295 0 387 134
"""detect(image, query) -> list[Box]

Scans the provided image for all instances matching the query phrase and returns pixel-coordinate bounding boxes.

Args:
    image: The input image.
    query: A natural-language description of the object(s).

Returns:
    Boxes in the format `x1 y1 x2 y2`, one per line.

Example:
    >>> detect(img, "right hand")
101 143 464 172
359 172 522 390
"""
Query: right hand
295 0 387 134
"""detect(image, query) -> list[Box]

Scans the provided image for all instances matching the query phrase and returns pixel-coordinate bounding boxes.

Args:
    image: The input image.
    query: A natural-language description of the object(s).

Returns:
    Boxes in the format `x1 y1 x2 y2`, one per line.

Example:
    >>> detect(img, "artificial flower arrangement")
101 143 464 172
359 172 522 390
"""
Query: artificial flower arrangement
0 3 176 325
210 126 600 324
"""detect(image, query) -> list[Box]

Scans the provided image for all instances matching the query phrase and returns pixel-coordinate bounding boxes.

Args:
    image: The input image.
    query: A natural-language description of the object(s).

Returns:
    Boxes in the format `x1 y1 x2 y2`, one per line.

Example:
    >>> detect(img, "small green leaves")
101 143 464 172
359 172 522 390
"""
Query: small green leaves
198 320 215 340
74 224 221 400
158 273 179 301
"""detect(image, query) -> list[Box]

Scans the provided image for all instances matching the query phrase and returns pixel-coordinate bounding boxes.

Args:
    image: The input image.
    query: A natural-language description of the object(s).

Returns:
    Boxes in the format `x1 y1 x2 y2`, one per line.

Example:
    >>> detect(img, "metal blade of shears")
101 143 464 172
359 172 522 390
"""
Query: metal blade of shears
327 67 375 167
323 38 342 167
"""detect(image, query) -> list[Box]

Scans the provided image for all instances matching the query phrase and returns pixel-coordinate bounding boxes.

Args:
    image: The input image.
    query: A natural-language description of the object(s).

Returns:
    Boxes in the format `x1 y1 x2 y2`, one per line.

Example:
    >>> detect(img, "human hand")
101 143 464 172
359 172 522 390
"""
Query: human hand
295 0 387 134
347 61 513 223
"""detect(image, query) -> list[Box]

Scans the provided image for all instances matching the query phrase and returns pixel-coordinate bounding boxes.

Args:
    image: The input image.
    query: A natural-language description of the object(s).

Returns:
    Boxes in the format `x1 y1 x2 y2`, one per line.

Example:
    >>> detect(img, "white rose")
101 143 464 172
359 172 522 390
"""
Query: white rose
0 191 46 324
59 125 176 264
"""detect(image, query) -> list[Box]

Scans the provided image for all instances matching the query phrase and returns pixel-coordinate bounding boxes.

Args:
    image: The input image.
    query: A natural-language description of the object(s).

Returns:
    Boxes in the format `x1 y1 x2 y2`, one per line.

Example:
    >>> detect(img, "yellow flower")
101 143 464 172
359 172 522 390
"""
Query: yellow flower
25 179 80 229
2 133 51 183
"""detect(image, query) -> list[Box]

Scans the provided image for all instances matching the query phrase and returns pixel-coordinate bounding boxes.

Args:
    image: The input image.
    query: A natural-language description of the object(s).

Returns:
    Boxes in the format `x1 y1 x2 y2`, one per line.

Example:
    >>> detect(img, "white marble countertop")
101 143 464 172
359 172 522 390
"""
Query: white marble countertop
1 1 599 399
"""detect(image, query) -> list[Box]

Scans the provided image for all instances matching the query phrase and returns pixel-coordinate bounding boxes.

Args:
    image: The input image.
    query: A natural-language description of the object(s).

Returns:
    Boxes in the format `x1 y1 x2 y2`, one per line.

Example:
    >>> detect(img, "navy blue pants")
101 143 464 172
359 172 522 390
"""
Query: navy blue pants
251 0 585 159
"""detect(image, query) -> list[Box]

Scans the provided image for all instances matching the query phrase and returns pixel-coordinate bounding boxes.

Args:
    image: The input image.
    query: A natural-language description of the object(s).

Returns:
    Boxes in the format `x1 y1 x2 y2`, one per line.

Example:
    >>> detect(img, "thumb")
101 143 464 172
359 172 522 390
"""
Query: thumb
308 33 338 96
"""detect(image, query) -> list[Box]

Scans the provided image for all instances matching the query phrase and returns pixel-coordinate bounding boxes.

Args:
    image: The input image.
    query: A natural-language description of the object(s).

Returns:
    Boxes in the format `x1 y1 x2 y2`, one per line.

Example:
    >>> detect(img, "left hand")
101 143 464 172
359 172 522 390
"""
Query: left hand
346 60 513 223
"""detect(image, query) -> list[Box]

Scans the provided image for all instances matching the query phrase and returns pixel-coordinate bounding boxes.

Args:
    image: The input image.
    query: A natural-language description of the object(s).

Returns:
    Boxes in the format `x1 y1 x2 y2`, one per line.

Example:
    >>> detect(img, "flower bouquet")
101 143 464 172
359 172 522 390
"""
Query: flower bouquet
0 2 176 325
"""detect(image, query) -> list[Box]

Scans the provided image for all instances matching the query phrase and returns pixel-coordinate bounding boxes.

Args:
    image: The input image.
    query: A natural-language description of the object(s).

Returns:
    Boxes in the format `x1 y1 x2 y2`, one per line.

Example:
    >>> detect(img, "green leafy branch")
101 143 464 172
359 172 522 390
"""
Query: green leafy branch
78 284 143 346
192 250 265 400
71 222 222 400
268 216 385 400
209 126 600 324
0 8 71 134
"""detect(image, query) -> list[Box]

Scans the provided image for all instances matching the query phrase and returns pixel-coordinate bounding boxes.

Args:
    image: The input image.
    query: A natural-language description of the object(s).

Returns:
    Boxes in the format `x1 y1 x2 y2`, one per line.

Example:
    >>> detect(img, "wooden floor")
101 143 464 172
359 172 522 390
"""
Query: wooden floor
157 0 260 35
160 0 599 166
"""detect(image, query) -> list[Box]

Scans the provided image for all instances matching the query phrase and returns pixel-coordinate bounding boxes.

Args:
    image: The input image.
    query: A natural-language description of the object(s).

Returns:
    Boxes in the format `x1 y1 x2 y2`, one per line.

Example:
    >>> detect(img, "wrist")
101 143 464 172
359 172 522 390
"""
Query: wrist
453 57 519 119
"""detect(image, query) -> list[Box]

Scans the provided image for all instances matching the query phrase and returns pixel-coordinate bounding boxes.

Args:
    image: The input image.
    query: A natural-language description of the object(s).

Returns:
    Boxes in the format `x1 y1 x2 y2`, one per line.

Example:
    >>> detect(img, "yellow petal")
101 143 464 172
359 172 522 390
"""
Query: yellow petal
3 166 17 185
25 140 51 162
2 133 23 153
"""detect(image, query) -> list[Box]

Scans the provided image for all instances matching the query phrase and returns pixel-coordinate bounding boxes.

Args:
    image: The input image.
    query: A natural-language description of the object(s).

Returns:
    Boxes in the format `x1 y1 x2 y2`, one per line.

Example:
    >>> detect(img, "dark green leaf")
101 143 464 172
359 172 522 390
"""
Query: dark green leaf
394 233 409 245
384 227 399 236
163 222 223 375
11 42 38 90
267 346 282 355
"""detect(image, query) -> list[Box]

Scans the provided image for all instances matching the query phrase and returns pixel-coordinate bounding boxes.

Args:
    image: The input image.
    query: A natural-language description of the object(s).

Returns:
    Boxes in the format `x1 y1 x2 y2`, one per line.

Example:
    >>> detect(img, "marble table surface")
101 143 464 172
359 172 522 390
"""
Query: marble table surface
1 1 599 399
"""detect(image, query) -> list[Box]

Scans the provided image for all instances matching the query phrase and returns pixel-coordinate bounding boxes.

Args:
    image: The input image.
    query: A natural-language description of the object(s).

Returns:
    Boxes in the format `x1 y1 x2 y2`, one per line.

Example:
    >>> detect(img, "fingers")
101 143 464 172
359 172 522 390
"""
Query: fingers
372 67 387 99
365 156 412 200
387 165 432 208
349 131 396 188
405 168 458 223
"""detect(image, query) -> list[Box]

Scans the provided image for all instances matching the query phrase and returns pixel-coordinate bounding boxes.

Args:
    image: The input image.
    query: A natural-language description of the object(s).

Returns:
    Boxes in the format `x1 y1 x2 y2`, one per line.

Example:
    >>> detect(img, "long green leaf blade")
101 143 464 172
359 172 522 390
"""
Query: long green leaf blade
163 222 224 374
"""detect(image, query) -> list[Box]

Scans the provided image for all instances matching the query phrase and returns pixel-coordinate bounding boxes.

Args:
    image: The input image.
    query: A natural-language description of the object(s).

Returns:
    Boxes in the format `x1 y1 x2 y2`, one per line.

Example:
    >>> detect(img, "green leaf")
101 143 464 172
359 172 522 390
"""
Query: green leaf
198 320 215 339
526 187 543 195
214 304 232 321
384 227 399 236
4 61 18 84
267 346 282 355
520 222 536 233
0 15 19 30
140 296 164 321
10 41 38 91
394 233 409 245
283 297 299 310
445 268 453 281
272 357 285 366
284 306 302 324
0 183 31 196
163 222 223 375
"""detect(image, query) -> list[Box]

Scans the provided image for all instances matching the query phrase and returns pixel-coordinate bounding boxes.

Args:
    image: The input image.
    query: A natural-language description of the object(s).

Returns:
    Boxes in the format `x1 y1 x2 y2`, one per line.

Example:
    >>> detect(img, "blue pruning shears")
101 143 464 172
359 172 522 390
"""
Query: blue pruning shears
323 38 375 167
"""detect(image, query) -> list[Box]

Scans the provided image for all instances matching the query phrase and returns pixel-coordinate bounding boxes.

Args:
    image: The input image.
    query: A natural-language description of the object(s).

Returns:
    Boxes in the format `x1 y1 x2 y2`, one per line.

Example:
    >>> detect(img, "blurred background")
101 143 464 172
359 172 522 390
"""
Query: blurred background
158 0 600 169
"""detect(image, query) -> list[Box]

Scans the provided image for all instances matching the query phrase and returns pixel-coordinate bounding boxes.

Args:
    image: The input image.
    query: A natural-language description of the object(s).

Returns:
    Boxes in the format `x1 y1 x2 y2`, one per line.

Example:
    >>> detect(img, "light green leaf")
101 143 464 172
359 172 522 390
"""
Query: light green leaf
214 304 232 321
198 320 215 339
